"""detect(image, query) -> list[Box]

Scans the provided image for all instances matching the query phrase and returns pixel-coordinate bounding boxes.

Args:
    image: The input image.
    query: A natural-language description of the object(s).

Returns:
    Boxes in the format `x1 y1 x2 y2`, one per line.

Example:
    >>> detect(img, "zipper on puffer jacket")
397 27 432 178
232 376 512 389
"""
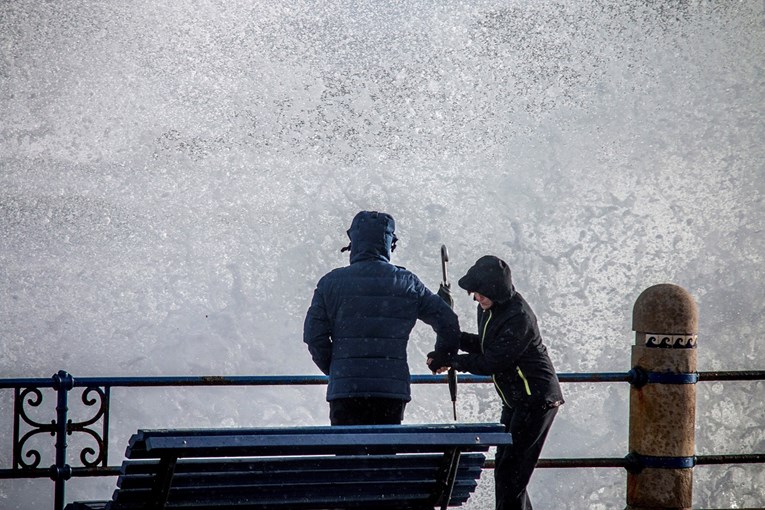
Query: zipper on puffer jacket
479 310 511 407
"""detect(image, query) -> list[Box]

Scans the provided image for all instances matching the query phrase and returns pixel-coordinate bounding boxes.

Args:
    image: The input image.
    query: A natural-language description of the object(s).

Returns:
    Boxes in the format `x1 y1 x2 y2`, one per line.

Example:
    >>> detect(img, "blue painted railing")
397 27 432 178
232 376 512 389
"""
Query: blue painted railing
1 370 764 510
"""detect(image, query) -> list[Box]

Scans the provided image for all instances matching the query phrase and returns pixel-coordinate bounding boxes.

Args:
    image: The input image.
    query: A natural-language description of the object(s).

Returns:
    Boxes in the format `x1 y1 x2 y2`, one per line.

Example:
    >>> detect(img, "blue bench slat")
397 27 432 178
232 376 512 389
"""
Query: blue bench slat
64 503 109 510
118 463 483 490
114 454 484 490
126 424 508 458
114 480 437 501
110 480 478 508
130 423 503 439
111 499 438 510
129 432 506 459
116 453 484 490
73 498 469 510
120 452 485 476
110 481 478 509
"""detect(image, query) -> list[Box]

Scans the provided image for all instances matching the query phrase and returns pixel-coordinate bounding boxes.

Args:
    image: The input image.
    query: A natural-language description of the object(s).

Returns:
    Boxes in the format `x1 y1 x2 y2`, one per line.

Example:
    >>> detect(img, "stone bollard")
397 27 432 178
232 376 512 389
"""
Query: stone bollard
627 284 698 510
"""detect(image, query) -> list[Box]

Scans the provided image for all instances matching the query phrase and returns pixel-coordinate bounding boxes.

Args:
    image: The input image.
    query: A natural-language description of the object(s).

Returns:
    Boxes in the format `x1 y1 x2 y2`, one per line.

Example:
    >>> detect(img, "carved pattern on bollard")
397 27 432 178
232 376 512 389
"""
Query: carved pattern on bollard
13 386 110 470
644 334 697 348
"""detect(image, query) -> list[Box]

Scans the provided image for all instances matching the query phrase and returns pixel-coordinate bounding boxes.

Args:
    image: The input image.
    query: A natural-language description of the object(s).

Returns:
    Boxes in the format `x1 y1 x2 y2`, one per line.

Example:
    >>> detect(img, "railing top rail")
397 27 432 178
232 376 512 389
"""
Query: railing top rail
1 370 764 390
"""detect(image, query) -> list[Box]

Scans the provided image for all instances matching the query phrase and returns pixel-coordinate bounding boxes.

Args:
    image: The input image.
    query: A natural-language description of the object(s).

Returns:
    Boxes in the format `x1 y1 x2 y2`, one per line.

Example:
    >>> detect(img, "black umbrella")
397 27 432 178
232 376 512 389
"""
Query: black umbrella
438 244 458 421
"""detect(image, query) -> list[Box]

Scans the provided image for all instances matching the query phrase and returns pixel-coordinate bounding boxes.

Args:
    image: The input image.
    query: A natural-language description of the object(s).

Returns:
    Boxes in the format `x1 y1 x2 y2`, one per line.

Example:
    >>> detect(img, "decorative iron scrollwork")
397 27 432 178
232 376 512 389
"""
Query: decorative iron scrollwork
13 383 110 470
68 386 110 467
13 387 56 469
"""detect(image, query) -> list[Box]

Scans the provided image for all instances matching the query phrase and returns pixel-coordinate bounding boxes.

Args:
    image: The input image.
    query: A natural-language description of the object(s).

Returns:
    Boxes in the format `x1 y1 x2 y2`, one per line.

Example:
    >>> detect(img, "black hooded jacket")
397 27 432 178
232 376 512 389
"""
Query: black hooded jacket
455 256 564 408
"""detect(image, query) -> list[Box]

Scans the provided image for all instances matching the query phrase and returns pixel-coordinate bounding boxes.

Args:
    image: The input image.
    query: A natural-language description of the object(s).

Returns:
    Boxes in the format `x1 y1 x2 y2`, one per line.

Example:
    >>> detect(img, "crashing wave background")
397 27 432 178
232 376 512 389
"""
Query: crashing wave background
1 1 764 508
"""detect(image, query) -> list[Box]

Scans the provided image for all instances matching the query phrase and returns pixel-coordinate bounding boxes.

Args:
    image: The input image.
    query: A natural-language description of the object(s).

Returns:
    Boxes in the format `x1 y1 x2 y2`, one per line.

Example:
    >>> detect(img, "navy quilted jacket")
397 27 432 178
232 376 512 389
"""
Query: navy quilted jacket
303 211 460 402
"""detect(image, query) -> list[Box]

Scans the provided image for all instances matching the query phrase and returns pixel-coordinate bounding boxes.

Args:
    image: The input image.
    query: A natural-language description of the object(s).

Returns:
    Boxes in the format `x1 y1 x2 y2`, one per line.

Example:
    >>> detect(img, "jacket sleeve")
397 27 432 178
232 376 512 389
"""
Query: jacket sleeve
415 278 460 354
459 331 482 354
303 283 332 375
453 317 534 376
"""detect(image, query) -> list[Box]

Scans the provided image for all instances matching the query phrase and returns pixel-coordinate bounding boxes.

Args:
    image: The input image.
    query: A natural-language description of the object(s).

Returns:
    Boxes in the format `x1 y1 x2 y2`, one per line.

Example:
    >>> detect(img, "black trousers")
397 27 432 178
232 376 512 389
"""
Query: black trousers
495 403 559 510
329 397 406 426
328 398 406 510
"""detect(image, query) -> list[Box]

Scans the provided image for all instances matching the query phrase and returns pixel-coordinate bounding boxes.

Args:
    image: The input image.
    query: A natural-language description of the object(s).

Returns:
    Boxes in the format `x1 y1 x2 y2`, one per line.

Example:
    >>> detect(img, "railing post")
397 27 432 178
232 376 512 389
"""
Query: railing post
627 284 698 510
51 370 74 510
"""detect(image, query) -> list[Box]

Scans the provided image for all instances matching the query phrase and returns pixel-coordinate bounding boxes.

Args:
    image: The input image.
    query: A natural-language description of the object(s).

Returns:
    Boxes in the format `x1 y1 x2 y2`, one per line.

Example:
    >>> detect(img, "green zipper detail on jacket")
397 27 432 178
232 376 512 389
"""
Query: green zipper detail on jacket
516 367 532 396
480 309 492 351
492 375 512 407
480 309 511 407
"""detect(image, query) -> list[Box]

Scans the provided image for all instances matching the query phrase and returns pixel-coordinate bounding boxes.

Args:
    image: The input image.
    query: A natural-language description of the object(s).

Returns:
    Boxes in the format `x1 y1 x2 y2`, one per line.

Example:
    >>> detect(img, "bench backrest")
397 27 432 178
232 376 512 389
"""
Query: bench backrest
82 424 511 510
109 452 488 509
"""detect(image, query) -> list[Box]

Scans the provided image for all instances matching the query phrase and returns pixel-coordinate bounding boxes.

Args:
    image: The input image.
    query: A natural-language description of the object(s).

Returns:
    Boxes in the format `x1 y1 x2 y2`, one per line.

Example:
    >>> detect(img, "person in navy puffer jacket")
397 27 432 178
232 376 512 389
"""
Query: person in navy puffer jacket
303 211 460 425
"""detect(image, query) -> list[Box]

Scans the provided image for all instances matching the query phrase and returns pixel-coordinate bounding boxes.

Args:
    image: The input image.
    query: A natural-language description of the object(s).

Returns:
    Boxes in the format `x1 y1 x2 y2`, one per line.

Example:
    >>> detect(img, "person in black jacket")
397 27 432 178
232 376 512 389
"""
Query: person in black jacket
304 211 460 426
427 255 564 510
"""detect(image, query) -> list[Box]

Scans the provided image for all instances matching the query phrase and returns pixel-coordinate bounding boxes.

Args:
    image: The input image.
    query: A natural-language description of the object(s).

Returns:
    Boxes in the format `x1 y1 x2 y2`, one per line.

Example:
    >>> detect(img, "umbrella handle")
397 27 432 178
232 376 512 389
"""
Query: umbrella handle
440 245 449 286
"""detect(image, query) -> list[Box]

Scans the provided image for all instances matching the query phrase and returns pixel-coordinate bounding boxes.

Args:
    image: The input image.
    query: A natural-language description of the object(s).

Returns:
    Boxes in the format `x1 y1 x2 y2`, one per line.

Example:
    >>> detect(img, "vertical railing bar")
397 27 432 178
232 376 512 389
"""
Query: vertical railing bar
102 386 111 467
13 387 21 469
52 371 74 510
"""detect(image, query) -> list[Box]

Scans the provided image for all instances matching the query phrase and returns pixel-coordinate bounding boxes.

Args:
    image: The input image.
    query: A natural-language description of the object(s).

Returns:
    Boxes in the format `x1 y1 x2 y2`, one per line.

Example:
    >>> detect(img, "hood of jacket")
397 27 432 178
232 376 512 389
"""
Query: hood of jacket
346 211 397 263
458 255 516 303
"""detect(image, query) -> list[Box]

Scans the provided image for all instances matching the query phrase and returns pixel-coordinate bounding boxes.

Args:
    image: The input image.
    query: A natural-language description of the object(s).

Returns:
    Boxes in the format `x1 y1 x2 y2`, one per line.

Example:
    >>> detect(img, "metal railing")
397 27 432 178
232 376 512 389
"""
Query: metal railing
1 369 764 510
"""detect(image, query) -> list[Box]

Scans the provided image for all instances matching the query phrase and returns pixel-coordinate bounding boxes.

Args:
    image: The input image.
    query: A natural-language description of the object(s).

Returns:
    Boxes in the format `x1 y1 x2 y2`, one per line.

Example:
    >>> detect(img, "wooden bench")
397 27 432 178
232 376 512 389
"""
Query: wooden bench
65 423 510 510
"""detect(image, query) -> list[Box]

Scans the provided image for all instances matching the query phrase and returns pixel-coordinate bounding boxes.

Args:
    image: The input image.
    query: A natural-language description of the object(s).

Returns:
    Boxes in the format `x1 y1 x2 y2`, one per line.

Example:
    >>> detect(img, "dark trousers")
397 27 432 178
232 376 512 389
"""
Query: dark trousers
329 397 406 425
328 398 406 510
495 404 559 510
